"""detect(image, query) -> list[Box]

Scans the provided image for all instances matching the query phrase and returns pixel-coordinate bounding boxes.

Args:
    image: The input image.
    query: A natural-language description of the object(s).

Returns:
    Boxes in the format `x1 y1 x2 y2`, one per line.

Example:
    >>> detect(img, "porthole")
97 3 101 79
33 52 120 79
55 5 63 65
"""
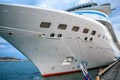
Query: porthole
8 33 13 35
90 38 93 41
50 33 55 37
84 37 87 40
57 34 62 37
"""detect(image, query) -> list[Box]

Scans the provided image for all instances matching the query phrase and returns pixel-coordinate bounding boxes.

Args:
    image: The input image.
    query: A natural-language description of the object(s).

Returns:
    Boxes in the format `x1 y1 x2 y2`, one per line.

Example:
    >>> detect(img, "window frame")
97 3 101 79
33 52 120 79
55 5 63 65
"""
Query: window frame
72 26 80 32
40 22 51 28
83 28 89 33
57 34 62 38
57 24 67 30
50 33 55 37
91 30 96 35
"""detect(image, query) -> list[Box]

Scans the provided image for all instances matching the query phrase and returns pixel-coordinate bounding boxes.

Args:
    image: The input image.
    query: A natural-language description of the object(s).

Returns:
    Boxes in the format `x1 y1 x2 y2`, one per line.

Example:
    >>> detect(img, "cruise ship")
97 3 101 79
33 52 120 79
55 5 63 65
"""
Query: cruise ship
0 2 120 77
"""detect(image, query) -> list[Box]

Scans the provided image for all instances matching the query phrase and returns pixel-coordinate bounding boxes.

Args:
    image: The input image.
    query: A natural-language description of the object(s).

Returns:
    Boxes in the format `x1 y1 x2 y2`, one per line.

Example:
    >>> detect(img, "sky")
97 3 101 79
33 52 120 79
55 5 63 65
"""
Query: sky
0 0 120 59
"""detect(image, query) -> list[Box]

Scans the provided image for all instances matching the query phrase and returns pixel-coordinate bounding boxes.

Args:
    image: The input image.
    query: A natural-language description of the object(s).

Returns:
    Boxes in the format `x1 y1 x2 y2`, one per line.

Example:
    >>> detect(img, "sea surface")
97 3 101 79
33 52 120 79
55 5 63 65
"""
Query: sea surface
0 61 43 80
0 61 98 80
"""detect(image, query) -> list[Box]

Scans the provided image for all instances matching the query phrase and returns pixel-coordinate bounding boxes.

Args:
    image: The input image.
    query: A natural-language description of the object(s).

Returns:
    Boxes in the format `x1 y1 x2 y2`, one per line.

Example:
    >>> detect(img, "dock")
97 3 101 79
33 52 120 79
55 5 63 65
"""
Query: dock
101 62 120 80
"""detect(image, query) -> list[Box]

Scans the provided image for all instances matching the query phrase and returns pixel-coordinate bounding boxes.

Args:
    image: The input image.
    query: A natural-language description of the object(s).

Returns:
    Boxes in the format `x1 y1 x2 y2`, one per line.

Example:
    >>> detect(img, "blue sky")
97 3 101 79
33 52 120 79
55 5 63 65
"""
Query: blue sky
0 0 120 59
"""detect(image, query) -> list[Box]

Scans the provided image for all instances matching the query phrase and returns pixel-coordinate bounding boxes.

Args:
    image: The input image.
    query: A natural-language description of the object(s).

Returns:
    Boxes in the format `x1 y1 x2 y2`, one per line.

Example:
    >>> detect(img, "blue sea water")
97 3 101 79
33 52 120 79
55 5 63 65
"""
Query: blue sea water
0 61 98 80
0 61 43 80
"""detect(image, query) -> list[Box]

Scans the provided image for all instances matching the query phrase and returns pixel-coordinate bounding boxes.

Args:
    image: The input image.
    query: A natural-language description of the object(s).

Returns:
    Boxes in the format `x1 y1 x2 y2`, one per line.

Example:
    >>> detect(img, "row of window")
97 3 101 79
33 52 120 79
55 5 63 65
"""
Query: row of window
84 37 93 41
67 5 92 12
50 33 93 41
97 34 108 40
66 3 97 12
7 22 108 41
89 46 114 51
40 22 109 41
40 22 96 35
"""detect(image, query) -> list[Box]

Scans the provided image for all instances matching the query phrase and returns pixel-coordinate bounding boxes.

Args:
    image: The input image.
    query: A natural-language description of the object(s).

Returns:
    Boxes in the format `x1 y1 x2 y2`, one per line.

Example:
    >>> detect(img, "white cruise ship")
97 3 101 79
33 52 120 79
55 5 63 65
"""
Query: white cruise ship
0 2 120 77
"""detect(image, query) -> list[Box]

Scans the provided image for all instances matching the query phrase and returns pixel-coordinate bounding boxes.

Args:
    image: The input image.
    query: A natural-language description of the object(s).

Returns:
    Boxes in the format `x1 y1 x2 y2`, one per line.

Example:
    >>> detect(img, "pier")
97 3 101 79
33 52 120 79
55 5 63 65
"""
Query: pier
95 61 120 80
100 61 120 80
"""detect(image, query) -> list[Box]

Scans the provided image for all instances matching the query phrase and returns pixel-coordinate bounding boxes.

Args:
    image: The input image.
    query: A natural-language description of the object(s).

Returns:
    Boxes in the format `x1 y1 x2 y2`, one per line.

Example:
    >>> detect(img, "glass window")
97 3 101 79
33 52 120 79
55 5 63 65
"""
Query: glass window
84 37 87 40
90 38 93 41
91 30 96 35
50 33 55 37
40 22 51 28
8 33 13 35
106 37 107 40
83 28 89 33
97 34 101 37
58 24 67 30
72 26 80 32
103 36 105 39
57 34 62 37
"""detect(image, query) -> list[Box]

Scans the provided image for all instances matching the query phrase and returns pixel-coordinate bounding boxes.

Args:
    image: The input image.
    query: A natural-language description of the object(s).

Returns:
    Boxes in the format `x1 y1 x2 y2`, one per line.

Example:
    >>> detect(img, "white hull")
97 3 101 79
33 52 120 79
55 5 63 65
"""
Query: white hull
0 3 119 76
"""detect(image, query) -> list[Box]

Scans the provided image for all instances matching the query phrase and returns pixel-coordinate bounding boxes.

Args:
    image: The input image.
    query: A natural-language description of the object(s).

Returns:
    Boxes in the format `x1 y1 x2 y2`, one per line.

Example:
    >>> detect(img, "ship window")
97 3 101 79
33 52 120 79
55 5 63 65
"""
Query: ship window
83 28 89 33
103 36 105 39
91 30 96 35
88 5 92 7
85 5 88 7
77 37 80 39
72 26 79 32
58 24 67 30
79 7 81 9
106 37 108 40
8 32 13 35
90 38 93 41
50 33 55 37
97 34 101 37
40 22 51 28
84 37 87 40
57 34 62 37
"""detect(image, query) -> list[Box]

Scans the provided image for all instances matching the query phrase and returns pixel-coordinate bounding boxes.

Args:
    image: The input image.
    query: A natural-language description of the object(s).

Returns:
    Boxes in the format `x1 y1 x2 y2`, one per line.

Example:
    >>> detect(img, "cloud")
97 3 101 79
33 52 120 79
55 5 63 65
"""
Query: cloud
110 16 120 23
0 0 40 6
115 31 120 41
9 49 17 52
78 0 92 4
113 23 120 40
0 37 7 43
110 16 120 41
113 24 120 30
36 0 79 10
0 0 79 10
0 45 6 48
